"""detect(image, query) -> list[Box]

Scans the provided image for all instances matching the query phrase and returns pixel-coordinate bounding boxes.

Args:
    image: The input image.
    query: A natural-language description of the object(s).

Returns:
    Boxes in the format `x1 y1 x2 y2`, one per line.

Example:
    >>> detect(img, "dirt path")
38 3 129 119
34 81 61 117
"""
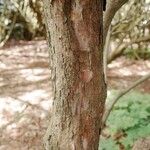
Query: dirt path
0 40 149 150
107 57 150 92
0 40 51 150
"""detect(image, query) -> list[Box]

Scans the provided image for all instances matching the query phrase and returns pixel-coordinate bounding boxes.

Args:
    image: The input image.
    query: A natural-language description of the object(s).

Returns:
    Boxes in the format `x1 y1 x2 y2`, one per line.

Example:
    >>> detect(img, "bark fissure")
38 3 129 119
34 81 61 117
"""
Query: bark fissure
43 0 106 149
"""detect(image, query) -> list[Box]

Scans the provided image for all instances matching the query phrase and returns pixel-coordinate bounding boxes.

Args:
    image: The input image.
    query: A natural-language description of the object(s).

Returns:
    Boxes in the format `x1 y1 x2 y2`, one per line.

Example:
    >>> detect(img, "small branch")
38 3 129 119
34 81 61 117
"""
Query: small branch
102 73 150 127
104 26 111 82
12 96 49 113
0 13 17 48
103 0 129 43
108 35 150 63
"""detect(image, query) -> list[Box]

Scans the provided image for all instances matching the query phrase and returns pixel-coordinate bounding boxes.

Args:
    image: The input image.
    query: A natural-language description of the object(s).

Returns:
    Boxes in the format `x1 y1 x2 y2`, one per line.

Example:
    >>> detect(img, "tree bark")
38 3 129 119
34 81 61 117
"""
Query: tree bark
43 0 106 149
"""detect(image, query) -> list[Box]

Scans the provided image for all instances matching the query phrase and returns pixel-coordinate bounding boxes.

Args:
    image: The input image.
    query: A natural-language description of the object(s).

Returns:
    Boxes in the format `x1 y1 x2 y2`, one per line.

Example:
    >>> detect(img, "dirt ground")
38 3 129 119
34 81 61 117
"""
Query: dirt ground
0 40 149 150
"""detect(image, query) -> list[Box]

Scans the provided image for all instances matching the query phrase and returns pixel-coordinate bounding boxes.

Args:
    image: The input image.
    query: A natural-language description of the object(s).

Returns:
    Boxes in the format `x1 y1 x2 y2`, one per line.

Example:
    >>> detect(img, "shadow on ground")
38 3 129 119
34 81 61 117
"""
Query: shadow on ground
0 40 52 150
0 40 149 149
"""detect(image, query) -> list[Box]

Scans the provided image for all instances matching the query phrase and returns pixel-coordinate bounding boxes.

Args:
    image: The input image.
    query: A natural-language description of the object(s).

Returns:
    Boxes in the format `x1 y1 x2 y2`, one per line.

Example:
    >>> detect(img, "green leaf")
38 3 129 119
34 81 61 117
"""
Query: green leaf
103 90 150 150
99 137 119 150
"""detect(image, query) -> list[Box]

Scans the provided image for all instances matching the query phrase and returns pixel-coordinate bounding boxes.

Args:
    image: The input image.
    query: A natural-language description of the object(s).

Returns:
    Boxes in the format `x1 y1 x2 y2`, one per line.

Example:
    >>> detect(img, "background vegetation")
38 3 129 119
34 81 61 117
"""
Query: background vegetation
100 91 150 150
1 0 150 59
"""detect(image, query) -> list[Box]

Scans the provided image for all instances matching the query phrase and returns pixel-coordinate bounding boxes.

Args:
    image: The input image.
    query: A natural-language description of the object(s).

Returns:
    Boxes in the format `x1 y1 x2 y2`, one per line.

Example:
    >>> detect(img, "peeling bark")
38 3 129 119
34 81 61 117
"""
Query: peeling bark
43 0 106 149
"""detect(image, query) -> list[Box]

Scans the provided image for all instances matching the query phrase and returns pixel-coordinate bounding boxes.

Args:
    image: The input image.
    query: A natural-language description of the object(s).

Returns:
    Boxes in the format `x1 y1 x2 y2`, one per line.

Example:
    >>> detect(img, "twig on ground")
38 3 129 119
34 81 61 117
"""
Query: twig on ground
0 105 28 133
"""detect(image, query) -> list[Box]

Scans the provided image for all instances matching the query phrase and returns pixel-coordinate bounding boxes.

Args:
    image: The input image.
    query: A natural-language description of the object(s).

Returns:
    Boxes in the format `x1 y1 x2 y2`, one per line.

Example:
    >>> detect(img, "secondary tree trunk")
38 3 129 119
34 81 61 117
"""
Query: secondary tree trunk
43 0 106 149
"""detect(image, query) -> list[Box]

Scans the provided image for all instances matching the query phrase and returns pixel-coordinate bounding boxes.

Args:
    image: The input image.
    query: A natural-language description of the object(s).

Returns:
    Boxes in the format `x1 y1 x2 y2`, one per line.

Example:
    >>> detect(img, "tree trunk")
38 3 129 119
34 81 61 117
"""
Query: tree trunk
43 0 106 149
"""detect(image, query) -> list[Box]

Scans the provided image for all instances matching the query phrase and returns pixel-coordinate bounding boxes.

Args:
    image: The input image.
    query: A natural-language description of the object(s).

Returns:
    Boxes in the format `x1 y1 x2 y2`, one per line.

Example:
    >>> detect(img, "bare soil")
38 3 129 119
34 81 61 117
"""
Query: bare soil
0 40 149 150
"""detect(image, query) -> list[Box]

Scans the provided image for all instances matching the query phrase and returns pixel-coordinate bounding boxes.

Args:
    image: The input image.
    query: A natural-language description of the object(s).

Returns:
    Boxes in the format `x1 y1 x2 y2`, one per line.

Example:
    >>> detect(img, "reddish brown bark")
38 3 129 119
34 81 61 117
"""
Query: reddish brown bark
43 0 106 149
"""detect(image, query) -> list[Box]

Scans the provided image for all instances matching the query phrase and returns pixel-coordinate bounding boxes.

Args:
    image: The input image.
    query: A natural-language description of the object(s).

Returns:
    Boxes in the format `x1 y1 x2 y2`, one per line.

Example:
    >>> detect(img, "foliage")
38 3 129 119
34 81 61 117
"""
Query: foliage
99 90 150 150
0 0 150 62
108 0 150 61
99 137 119 150
124 48 150 60
0 0 45 42
0 0 15 41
